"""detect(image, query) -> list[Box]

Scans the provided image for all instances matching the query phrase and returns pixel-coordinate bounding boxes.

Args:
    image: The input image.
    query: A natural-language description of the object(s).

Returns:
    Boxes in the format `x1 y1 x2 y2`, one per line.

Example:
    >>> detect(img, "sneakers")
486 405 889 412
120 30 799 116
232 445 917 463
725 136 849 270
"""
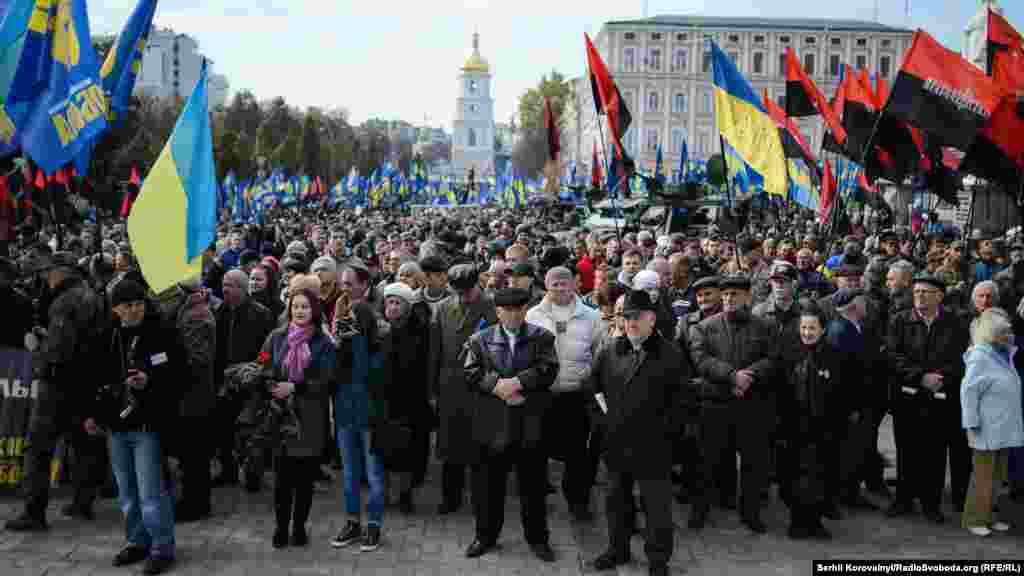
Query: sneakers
968 526 992 537
361 525 381 551
113 545 149 567
992 522 1011 532
330 521 363 548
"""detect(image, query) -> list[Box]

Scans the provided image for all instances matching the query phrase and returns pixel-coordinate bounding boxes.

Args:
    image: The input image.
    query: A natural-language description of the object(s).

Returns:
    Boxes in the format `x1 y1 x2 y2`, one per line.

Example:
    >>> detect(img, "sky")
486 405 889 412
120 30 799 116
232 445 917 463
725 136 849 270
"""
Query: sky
90 0 1023 131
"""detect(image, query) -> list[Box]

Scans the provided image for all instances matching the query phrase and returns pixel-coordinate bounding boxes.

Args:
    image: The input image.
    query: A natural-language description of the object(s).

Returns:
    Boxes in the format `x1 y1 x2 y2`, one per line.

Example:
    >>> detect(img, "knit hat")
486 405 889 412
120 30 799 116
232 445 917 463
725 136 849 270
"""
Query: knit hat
288 274 321 297
381 282 416 306
111 279 147 307
311 255 337 275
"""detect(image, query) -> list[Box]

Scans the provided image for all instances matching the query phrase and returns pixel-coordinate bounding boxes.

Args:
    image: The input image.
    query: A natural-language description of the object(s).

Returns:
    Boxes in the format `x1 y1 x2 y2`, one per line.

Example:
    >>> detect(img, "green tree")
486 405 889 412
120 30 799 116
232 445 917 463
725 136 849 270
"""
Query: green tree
513 70 572 177
301 112 321 178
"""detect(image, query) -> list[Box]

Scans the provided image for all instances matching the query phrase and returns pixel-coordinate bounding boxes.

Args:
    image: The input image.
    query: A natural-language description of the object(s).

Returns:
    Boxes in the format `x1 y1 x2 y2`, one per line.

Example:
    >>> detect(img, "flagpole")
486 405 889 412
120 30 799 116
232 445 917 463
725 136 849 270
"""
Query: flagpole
718 134 743 272
595 117 622 247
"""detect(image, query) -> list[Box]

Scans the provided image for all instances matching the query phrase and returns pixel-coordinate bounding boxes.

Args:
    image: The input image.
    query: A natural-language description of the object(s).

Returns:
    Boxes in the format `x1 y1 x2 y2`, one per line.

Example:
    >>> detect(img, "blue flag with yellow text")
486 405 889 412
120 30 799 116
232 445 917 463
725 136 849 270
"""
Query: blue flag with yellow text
0 0 39 156
99 0 157 126
127 61 216 294
9 0 107 174
711 42 786 197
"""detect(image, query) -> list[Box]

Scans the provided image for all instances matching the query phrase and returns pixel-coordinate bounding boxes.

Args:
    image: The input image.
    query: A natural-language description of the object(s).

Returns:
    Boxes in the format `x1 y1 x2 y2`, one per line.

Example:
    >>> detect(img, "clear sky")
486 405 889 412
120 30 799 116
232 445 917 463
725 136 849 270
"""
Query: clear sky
90 0 1023 130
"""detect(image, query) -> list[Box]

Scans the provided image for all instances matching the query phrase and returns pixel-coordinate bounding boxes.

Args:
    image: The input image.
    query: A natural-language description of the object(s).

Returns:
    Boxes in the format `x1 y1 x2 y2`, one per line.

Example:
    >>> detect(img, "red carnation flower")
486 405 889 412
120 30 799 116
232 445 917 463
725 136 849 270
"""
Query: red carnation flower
257 351 270 366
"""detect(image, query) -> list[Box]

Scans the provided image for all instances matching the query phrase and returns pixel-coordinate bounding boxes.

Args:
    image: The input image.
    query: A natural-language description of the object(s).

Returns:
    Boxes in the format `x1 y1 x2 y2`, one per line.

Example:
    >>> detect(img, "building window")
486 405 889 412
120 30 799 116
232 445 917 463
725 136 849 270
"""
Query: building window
879 55 892 79
673 92 688 113
646 128 659 152
855 53 867 70
779 53 787 78
672 49 688 72
831 37 842 47
651 32 662 41
624 32 635 41
856 38 867 47
647 90 659 112
881 39 892 48
468 128 477 147
805 37 816 45
753 51 765 74
728 34 740 43
469 79 477 94
803 52 816 76
777 94 785 107
623 47 635 72
625 127 637 154
647 48 662 71
702 51 712 73
698 132 709 155
829 54 841 77
728 51 740 70
671 127 686 153
701 90 712 114
754 34 766 44
676 33 687 41
779 35 791 44
623 90 635 111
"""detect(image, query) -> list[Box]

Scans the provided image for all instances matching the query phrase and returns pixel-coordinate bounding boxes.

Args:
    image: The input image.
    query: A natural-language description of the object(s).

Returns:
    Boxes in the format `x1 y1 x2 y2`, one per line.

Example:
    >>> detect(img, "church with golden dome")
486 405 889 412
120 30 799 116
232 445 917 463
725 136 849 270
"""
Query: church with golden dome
451 32 496 179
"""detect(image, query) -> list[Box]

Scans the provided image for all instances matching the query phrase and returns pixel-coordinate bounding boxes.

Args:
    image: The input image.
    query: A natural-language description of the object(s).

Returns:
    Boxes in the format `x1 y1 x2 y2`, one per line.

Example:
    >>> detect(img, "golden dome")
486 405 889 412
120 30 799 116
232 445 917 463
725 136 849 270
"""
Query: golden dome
462 32 490 74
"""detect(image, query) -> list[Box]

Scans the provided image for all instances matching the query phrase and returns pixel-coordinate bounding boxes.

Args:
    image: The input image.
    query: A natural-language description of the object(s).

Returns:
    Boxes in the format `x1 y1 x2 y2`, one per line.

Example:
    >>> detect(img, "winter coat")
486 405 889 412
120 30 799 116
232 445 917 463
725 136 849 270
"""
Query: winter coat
826 315 886 412
525 296 604 394
689 310 777 404
155 285 217 419
260 326 336 458
783 340 846 442
463 323 558 453
960 344 1024 451
887 307 969 412
428 294 497 464
335 333 385 432
587 334 693 478
214 298 276 393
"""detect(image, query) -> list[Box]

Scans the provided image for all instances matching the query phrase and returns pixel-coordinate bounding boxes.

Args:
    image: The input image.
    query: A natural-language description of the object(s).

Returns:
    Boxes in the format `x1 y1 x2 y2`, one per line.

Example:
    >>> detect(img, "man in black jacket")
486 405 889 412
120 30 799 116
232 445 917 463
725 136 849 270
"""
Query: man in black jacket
6 253 109 532
587 290 691 576
462 288 558 562
689 275 777 534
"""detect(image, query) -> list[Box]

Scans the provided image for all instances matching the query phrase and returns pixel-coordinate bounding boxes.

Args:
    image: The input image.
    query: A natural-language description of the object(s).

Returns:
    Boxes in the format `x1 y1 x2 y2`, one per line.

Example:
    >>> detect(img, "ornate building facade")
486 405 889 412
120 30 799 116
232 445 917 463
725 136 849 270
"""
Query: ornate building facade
566 16 914 178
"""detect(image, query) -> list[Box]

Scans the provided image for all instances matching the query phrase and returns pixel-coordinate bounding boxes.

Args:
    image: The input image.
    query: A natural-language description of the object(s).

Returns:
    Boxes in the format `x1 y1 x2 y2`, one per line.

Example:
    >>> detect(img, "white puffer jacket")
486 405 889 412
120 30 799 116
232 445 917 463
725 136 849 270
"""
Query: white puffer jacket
526 296 604 394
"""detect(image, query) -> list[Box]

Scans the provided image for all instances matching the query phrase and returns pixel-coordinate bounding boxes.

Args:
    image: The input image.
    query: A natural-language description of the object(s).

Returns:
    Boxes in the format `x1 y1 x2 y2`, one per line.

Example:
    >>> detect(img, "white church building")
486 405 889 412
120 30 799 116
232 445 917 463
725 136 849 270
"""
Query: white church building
451 32 496 179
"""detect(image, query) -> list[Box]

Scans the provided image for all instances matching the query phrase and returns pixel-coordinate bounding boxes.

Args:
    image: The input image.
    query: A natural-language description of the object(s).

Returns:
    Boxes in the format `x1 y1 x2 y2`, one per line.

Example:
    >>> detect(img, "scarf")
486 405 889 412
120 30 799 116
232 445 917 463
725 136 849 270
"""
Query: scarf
283 322 314 383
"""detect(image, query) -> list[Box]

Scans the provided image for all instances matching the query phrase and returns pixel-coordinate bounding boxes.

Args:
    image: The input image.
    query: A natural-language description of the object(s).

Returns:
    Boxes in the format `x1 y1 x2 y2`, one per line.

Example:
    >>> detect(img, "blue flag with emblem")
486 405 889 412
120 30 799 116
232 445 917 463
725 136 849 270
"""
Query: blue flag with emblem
99 0 157 126
0 0 39 156
9 0 108 175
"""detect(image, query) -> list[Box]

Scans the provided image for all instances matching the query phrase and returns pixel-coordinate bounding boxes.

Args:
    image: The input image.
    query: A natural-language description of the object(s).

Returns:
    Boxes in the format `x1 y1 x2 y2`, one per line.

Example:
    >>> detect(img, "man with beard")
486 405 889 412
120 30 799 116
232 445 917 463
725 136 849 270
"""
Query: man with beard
689 276 777 533
429 264 498 514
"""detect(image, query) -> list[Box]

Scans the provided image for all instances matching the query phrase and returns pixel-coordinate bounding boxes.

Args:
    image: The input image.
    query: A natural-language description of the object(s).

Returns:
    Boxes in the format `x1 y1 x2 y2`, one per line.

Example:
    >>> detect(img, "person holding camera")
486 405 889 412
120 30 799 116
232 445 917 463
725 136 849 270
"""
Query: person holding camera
95 280 184 575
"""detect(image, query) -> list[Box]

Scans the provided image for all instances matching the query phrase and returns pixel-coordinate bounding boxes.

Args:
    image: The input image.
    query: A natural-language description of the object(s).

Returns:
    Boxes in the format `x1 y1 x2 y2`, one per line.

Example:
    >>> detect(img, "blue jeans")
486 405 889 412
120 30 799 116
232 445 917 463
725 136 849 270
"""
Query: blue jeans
337 426 385 526
109 431 175 559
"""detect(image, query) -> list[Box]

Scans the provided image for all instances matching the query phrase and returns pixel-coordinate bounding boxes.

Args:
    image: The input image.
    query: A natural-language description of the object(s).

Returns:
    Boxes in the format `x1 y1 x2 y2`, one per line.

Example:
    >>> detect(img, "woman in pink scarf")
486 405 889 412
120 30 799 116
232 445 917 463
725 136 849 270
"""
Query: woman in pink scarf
260 287 335 549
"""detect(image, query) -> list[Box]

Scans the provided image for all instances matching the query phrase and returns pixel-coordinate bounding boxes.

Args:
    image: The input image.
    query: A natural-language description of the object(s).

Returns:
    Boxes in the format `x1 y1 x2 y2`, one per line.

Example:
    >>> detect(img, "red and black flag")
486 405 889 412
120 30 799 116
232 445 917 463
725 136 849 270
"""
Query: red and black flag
821 71 849 155
121 165 143 217
842 67 880 162
987 9 1024 75
818 159 836 226
884 30 1005 152
544 96 560 162
785 48 848 147
959 48 1024 189
590 141 602 189
585 33 634 174
763 90 819 178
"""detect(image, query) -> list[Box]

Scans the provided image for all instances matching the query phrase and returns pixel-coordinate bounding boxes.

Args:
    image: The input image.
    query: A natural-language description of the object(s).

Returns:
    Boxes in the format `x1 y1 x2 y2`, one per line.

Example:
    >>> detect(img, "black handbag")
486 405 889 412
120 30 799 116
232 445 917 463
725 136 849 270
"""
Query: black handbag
370 419 415 458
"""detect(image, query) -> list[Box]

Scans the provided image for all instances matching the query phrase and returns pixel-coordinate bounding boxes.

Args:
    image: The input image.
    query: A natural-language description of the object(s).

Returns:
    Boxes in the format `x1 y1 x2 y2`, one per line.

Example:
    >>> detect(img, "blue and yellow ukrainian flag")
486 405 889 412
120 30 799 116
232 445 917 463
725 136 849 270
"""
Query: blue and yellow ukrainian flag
99 0 157 125
128 61 217 294
710 42 787 197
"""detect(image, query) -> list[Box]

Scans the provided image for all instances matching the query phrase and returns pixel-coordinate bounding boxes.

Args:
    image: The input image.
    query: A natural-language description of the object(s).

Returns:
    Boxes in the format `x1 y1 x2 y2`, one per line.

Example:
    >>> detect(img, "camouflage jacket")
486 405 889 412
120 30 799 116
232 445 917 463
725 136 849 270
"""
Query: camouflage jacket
156 285 217 418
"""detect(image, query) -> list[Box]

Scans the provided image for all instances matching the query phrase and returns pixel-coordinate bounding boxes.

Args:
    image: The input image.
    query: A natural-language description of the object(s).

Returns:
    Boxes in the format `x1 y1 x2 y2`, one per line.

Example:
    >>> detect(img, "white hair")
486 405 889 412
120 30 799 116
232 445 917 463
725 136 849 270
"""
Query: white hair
971 308 1013 346
972 280 1000 306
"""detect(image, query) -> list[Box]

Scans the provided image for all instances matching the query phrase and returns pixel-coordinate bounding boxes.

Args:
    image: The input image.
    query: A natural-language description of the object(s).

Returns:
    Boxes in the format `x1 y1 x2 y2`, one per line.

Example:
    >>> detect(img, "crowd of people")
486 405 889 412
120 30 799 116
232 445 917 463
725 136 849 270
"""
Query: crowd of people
1 203 1022 576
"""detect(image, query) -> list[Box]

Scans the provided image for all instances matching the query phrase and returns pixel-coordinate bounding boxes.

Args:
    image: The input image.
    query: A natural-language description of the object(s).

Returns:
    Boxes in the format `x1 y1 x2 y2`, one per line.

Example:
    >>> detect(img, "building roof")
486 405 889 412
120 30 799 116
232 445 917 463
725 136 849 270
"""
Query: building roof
604 15 912 34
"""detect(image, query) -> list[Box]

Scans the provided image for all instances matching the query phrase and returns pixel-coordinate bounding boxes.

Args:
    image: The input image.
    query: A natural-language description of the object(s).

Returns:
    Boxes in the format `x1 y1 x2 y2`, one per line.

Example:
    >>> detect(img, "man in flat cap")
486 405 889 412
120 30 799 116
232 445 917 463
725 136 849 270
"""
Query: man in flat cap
462 288 558 562
886 273 970 523
507 262 544 308
689 275 777 533
6 252 110 531
429 263 498 515
587 290 691 576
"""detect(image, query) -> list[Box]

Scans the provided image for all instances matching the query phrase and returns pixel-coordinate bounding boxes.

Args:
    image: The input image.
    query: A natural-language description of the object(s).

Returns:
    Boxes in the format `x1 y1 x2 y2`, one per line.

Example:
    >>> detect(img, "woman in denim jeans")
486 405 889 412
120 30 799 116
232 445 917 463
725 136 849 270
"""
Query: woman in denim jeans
330 281 387 552
94 280 183 575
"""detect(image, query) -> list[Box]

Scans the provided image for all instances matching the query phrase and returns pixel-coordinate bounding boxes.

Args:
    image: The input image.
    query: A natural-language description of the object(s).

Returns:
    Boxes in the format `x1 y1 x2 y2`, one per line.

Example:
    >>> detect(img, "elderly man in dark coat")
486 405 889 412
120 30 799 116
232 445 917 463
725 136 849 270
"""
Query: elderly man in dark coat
690 275 777 534
587 290 692 576
429 263 498 514
462 287 559 562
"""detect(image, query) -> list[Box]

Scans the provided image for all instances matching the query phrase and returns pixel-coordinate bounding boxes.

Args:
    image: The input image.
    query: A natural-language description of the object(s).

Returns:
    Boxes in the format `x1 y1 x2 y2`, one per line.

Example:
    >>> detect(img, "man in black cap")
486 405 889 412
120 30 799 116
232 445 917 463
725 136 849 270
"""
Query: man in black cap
689 275 777 533
886 273 970 522
429 263 498 515
6 253 110 531
587 290 691 576
507 262 544 308
462 287 558 561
